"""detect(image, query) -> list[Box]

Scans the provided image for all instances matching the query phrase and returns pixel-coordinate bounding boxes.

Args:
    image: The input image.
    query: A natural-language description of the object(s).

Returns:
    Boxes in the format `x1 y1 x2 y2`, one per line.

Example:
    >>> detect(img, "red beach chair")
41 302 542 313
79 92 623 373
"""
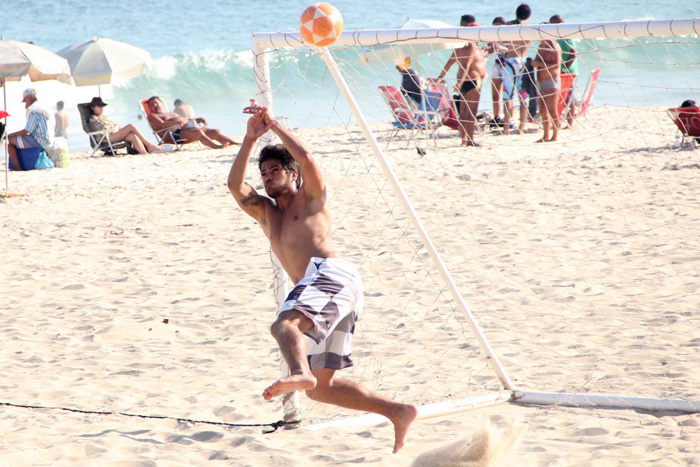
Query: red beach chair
139 98 195 150
668 105 700 149
557 73 577 120
576 68 601 119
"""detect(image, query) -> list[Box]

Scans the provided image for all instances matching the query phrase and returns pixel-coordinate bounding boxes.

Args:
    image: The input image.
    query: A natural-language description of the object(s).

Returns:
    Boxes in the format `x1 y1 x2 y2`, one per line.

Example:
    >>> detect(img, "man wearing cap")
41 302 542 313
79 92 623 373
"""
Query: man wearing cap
87 96 166 155
7 88 51 171
437 15 486 146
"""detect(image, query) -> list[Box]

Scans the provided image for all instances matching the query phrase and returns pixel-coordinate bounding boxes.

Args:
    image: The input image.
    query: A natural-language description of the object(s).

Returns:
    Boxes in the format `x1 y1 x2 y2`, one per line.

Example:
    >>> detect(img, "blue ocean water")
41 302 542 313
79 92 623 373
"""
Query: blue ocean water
2 0 697 152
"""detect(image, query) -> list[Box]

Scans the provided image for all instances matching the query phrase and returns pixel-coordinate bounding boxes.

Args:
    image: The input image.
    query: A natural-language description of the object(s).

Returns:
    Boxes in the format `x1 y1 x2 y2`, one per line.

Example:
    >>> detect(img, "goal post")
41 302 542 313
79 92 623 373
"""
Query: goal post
250 18 700 424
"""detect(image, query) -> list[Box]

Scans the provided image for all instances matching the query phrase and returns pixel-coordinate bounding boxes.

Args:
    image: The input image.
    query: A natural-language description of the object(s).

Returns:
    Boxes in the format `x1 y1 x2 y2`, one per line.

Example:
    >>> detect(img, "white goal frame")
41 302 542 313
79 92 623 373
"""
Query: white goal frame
250 19 700 424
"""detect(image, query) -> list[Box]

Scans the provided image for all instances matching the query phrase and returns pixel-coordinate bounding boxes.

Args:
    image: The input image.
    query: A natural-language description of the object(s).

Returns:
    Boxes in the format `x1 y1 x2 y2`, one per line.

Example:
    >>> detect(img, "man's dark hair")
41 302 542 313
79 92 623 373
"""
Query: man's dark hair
549 14 564 24
681 99 696 108
258 144 302 188
461 14 476 25
515 3 531 22
492 16 506 25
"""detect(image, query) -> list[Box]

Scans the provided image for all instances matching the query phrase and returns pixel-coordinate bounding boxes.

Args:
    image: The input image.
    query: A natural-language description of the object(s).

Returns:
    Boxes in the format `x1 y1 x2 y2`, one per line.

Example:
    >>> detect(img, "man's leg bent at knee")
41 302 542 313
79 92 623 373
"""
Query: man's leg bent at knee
264 310 317 400
7 136 22 171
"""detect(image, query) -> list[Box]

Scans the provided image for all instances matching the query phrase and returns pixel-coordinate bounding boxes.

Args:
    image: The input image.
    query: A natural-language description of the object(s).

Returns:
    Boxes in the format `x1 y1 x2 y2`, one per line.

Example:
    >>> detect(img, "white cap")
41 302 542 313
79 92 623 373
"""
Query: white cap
22 88 37 101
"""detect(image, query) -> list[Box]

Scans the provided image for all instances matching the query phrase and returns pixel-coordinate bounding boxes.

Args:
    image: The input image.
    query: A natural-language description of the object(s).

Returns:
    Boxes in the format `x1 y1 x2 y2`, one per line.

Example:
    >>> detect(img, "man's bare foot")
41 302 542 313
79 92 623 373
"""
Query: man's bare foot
263 374 317 400
535 137 550 143
390 404 418 454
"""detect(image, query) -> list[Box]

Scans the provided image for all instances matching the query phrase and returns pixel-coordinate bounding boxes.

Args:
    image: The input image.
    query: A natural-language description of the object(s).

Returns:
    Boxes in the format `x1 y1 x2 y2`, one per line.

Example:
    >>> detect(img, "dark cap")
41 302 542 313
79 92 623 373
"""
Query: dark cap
89 96 108 107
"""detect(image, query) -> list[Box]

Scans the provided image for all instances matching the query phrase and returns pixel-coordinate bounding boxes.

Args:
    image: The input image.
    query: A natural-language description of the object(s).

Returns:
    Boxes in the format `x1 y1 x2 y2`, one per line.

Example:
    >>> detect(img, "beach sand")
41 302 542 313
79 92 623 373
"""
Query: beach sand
1 106 698 465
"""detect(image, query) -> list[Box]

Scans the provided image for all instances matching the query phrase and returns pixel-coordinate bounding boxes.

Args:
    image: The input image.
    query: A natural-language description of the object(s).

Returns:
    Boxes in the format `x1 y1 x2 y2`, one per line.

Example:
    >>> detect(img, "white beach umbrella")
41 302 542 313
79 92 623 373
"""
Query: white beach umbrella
0 38 72 190
0 38 72 84
56 37 152 94
358 18 458 65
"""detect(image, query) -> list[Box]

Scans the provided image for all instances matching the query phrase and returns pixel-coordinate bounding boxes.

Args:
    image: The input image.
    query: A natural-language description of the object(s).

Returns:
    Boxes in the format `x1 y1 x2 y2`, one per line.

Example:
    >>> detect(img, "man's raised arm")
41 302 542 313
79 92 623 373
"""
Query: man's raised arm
228 106 275 223
267 115 325 200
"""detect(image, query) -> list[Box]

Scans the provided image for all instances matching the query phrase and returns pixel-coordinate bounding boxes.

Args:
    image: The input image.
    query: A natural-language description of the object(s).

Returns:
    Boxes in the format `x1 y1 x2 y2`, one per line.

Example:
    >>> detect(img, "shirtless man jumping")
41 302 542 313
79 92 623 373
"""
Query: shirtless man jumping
437 15 486 147
228 104 418 453
531 39 562 142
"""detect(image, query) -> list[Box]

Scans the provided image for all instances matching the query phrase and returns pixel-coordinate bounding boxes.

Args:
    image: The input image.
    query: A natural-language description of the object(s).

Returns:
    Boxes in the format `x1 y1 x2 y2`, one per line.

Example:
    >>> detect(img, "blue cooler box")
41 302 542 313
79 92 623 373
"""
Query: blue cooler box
9 147 53 171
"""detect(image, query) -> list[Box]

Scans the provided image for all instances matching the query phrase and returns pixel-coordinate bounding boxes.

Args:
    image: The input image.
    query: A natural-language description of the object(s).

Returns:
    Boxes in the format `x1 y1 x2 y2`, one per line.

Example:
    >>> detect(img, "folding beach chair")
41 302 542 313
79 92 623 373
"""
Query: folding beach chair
426 78 460 131
77 103 129 156
378 85 440 145
576 68 601 119
139 98 196 150
668 105 700 150
557 73 577 121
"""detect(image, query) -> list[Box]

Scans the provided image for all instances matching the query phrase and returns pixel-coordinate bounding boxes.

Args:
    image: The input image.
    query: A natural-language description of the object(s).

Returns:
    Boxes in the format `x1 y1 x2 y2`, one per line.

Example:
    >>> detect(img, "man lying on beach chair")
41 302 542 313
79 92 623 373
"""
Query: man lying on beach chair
143 96 239 150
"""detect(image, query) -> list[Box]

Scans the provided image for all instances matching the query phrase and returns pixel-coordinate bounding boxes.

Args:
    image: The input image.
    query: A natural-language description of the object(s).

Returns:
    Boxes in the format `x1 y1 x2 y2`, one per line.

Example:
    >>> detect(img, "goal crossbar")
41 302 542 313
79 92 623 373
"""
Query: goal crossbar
251 18 700 50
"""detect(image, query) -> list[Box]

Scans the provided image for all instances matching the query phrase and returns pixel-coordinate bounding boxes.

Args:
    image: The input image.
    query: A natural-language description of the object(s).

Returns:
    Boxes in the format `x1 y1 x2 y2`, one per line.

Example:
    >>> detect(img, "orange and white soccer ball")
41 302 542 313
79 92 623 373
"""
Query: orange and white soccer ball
299 3 344 47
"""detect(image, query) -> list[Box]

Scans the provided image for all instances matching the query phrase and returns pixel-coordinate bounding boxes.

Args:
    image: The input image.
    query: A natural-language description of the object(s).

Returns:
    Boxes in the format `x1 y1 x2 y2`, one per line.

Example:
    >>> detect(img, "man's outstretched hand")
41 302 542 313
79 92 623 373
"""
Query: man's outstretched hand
243 104 277 139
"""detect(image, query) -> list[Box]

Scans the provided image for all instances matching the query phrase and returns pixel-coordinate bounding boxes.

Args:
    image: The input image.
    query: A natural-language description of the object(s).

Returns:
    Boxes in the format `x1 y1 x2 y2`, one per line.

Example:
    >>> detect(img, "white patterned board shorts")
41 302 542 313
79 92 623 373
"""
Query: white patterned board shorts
15 134 41 149
279 257 364 371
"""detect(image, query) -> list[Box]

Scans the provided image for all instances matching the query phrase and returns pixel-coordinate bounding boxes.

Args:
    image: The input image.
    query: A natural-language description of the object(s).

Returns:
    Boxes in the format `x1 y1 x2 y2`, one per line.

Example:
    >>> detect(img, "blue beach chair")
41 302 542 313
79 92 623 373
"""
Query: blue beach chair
379 85 441 146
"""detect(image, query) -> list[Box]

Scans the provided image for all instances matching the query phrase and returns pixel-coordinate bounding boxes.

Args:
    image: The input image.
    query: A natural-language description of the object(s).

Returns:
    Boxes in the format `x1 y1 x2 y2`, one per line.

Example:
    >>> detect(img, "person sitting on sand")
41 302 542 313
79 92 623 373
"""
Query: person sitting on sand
437 15 486 147
147 96 239 149
228 103 418 454
87 97 168 155
531 38 562 142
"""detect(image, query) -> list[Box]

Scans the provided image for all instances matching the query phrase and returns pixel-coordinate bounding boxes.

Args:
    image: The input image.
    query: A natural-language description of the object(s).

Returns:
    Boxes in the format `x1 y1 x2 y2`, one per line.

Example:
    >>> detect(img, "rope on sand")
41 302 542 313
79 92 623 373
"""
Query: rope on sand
0 401 299 434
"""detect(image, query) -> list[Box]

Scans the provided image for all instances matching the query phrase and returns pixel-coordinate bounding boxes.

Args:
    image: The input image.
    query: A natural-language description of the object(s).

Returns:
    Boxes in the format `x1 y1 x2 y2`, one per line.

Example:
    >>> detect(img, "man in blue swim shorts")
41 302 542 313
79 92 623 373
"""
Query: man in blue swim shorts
146 96 239 149
502 4 532 135
228 103 418 454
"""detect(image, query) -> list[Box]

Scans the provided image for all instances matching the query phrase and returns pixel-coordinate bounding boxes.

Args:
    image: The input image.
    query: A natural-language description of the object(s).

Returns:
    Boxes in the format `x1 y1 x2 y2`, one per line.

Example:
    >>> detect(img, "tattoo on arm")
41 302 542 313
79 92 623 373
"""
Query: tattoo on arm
241 192 262 206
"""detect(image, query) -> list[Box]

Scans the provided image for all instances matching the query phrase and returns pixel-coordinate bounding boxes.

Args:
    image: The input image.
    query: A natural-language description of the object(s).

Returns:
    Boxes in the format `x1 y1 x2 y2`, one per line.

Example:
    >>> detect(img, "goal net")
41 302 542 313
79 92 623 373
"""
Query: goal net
250 19 700 425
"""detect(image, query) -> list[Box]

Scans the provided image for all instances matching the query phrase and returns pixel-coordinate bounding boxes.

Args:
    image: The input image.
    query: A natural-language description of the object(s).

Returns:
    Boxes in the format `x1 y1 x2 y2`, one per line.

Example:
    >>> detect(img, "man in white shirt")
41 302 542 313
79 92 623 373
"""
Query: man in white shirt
8 88 51 171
